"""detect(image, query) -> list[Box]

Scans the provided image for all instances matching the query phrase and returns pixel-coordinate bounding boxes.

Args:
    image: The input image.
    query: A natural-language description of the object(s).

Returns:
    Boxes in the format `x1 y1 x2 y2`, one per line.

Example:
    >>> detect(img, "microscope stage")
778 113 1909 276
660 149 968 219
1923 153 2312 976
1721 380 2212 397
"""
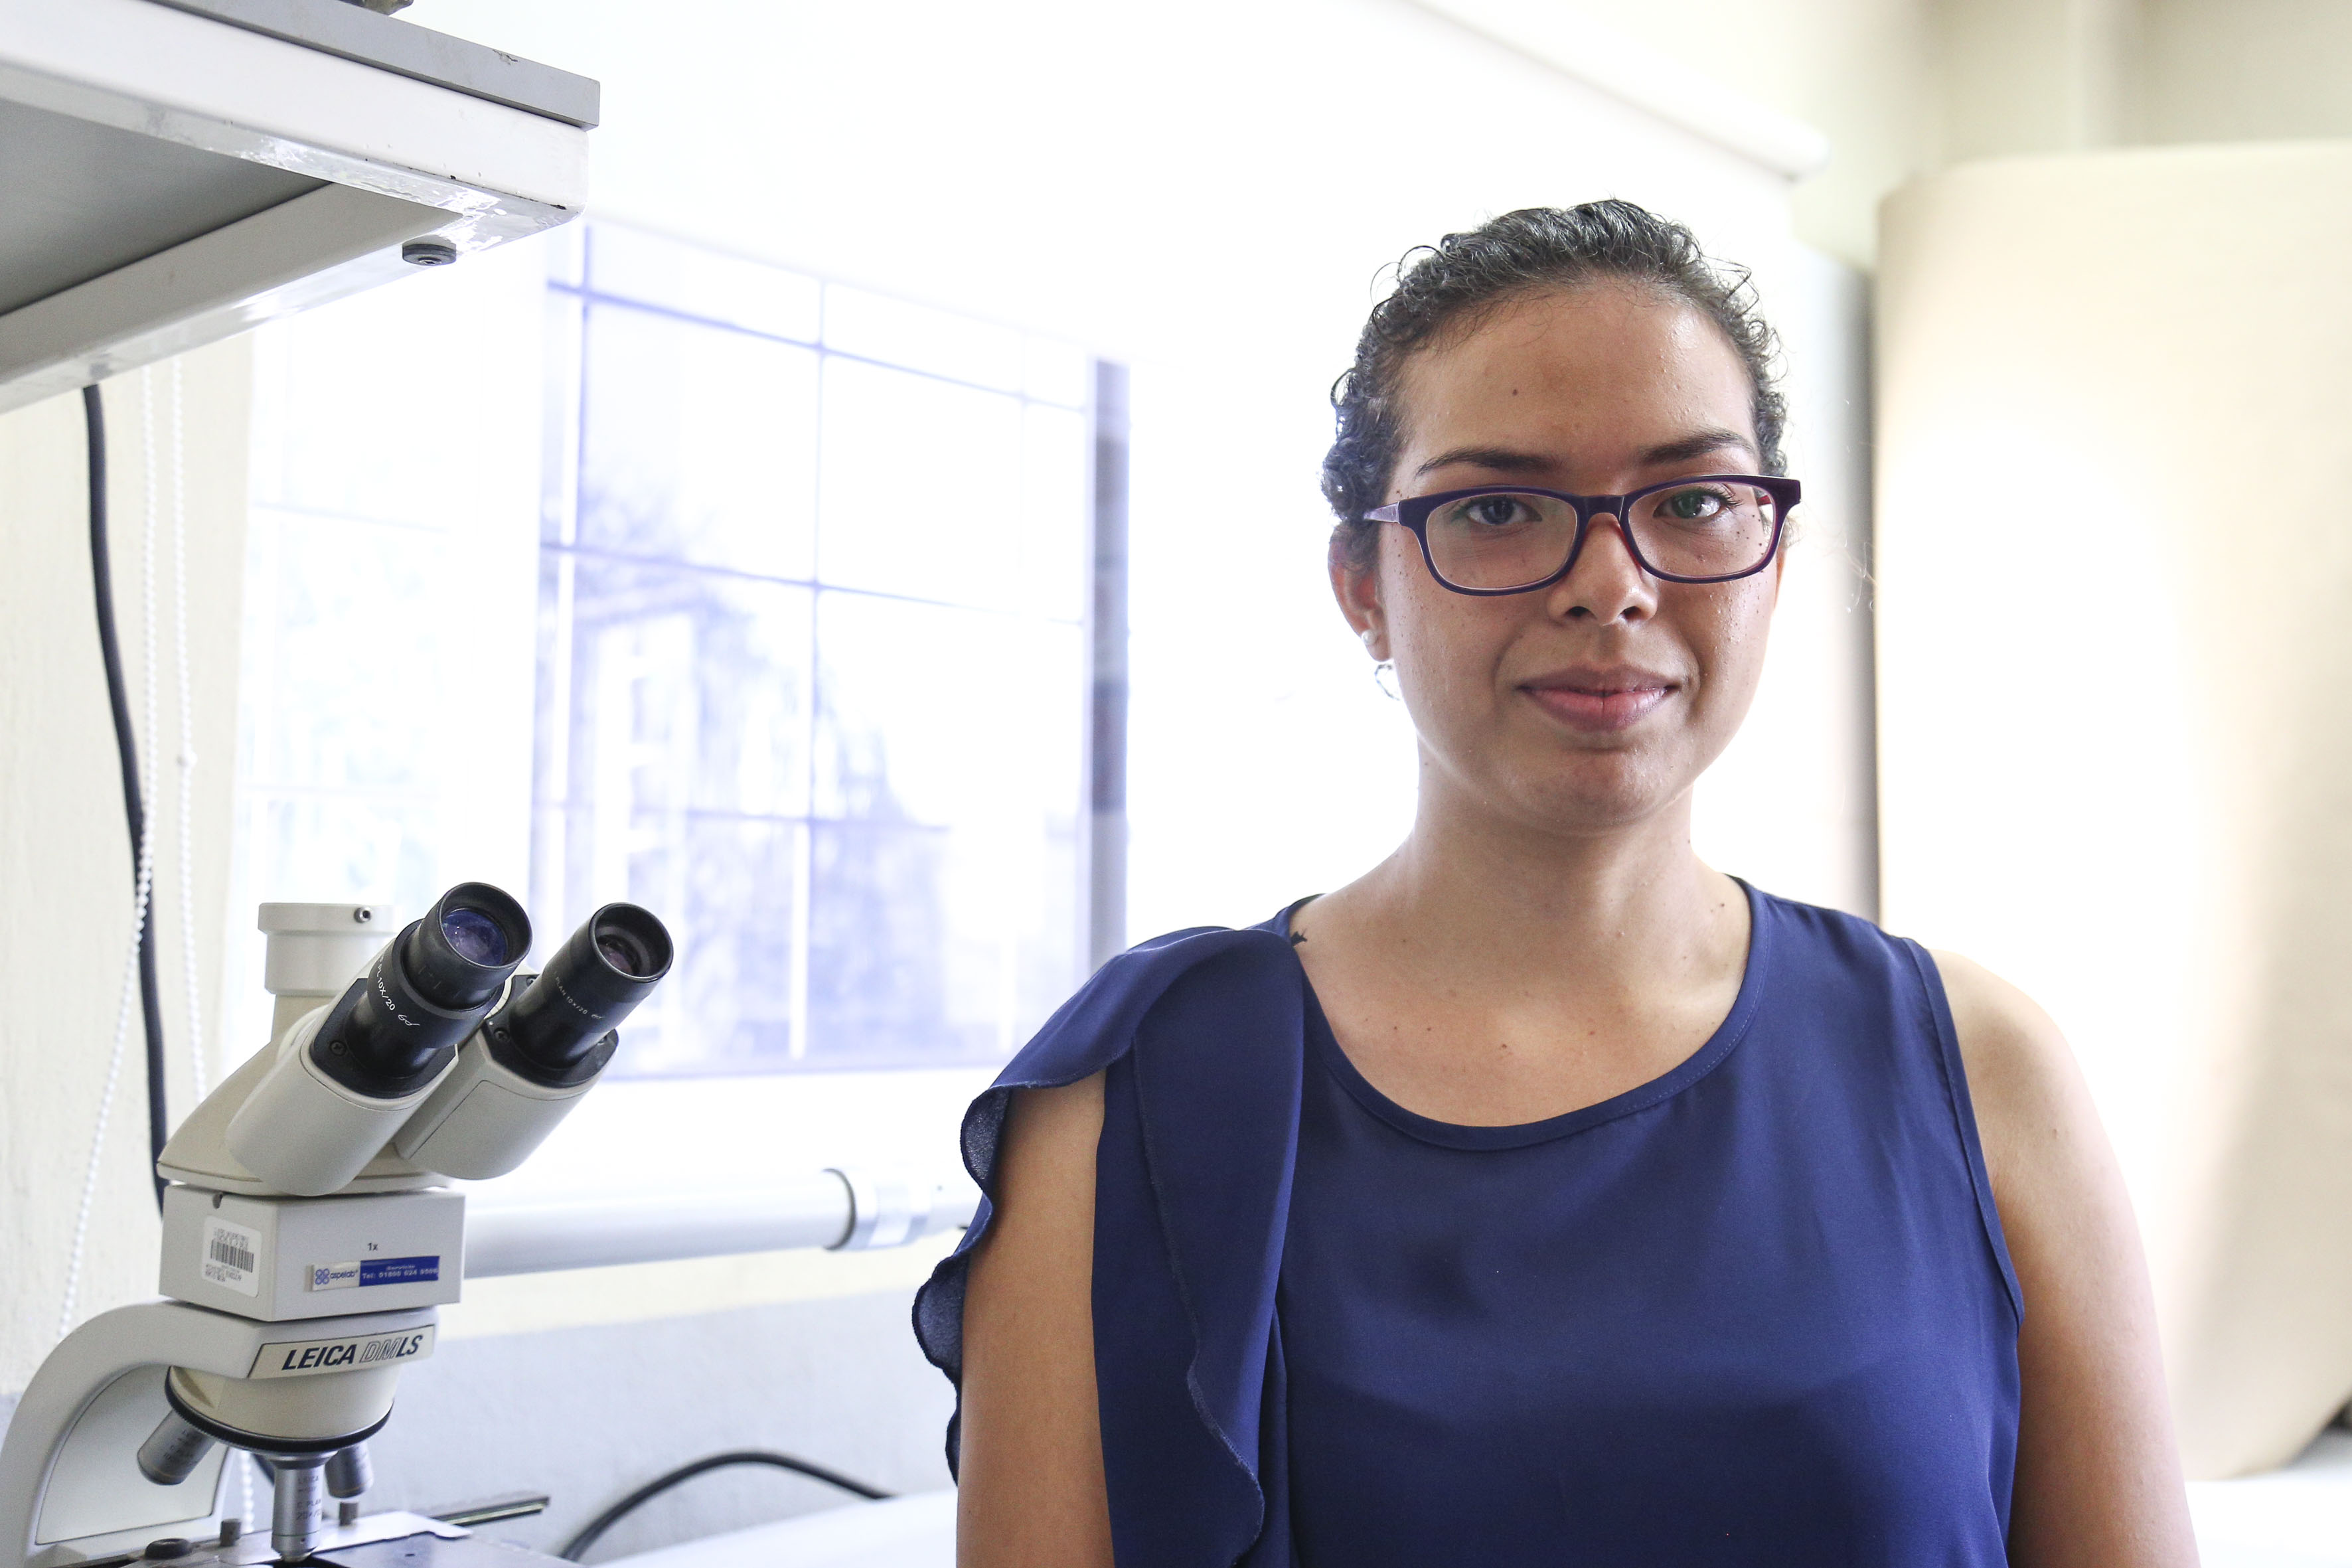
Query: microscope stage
315 1532 572 1568
39 1512 564 1568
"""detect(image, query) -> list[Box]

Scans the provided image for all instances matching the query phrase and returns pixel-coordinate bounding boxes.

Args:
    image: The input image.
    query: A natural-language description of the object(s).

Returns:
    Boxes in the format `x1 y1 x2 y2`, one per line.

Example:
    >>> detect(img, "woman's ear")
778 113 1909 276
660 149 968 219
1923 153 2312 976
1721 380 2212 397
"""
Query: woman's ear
1329 532 1391 661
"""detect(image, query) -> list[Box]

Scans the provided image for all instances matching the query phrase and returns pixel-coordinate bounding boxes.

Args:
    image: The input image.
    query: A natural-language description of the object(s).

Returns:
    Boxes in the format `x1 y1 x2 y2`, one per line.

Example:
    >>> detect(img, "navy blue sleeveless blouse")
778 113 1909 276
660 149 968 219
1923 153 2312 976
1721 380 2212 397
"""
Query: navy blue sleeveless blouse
915 884 2022 1567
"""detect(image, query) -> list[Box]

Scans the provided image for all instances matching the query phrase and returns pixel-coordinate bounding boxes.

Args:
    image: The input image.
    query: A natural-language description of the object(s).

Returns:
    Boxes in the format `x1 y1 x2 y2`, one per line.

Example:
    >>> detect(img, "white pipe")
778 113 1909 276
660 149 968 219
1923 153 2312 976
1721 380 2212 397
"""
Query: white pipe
461 1169 979 1278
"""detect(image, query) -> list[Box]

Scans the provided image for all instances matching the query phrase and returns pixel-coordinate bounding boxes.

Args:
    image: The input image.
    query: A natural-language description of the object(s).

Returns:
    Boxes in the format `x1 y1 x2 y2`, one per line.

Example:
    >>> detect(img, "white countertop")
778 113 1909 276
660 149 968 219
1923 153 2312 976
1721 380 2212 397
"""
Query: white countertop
2193 1430 2352 1567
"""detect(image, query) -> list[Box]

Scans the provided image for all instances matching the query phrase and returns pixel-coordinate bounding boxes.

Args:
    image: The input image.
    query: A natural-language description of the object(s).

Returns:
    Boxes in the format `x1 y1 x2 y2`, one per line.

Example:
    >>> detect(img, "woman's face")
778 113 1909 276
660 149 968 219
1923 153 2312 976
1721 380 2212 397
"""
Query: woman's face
1335 282 1781 839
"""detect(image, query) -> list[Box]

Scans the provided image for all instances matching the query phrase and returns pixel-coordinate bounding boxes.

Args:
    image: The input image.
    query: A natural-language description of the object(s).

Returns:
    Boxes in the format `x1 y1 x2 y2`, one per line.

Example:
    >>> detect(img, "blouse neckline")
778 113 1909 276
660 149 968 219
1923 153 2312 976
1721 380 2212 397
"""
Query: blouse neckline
1278 879 1772 1150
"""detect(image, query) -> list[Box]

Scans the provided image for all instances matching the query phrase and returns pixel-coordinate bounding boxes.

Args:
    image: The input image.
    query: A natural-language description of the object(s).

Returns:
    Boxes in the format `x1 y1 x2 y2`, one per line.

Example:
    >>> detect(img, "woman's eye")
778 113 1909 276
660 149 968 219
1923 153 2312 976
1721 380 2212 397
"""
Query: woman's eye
1660 487 1727 521
1464 496 1530 528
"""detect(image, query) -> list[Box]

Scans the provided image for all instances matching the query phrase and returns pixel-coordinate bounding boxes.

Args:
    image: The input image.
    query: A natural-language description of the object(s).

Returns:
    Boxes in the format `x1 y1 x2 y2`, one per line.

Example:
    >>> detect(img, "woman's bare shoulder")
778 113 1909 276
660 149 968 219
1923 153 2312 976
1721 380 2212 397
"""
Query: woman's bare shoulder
1923 951 2198 1565
1926 949 2077 1120
1923 947 2124 1257
1008 1072 1108 1158
971 1074 1107 1283
959 1070 1113 1566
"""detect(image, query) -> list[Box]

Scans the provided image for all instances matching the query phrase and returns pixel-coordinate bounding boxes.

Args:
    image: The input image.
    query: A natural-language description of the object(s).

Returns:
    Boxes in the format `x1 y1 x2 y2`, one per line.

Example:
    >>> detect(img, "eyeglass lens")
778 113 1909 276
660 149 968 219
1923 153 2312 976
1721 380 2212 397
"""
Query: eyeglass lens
1423 483 1780 589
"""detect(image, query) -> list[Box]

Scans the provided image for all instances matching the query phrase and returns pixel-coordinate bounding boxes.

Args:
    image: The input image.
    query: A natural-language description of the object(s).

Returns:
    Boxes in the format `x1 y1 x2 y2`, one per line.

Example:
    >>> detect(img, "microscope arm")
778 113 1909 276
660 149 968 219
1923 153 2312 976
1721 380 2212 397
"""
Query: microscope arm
0 1300 434 1568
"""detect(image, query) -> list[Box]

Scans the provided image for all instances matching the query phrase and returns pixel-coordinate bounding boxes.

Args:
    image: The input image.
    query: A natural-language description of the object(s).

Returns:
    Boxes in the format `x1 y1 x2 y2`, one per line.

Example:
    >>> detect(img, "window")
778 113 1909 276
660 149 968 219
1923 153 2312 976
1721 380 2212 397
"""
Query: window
233 225 1117 1084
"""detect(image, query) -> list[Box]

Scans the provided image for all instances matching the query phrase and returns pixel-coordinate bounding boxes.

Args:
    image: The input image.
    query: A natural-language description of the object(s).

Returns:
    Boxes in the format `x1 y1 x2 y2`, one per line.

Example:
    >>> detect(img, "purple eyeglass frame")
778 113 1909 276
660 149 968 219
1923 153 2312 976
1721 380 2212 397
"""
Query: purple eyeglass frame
1365 475 1803 595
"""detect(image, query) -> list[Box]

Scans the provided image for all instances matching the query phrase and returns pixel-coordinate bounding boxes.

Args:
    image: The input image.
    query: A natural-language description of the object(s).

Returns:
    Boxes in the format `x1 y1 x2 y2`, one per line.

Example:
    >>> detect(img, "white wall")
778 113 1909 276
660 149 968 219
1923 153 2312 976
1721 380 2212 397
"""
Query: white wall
1522 0 2352 268
1693 246 1877 917
0 342 252 1397
2137 0 2352 144
1450 0 1938 267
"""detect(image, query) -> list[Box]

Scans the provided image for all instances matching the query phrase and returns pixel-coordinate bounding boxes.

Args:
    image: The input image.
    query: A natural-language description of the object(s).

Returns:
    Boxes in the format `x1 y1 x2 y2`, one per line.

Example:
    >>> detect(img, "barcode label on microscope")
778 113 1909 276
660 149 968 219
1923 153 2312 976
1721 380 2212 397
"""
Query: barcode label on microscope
201 1216 262 1297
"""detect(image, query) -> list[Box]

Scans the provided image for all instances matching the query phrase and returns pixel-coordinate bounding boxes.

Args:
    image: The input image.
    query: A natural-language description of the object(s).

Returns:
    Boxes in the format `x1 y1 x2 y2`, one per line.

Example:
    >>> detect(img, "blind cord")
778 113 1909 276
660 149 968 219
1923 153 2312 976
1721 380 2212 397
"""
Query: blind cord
167 360 205 1103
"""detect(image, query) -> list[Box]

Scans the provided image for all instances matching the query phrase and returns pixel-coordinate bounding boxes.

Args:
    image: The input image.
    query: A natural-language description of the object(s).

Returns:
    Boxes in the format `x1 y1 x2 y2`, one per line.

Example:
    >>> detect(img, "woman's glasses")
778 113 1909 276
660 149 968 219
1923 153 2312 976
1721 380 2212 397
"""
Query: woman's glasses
1366 475 1800 595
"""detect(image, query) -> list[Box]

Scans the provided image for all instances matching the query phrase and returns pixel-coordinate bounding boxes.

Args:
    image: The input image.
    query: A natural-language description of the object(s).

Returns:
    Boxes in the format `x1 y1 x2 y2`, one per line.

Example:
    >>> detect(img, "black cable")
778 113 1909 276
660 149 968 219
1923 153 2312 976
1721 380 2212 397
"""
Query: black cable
556 1449 892 1563
84 383 169 1214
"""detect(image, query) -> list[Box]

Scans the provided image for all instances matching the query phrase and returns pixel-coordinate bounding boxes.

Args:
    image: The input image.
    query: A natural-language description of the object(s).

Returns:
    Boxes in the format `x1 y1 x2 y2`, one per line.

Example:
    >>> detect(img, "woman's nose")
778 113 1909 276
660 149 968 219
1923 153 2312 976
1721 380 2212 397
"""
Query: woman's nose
1548 512 1656 625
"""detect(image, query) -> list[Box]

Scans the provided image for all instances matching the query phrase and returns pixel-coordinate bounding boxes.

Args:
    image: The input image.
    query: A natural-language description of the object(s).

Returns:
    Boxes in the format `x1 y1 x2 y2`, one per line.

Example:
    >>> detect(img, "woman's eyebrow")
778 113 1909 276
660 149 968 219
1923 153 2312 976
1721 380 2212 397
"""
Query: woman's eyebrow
1638 428 1757 466
1413 430 1758 481
1411 445 1554 478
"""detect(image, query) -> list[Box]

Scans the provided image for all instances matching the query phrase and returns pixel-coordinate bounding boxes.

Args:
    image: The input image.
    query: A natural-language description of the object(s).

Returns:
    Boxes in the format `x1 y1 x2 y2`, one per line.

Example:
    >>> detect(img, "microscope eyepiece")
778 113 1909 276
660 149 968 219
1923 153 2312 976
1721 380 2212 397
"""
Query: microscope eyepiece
443 907 510 965
309 881 533 1097
408 884 530 1010
494 903 673 1082
595 919 663 978
390 902 673 1176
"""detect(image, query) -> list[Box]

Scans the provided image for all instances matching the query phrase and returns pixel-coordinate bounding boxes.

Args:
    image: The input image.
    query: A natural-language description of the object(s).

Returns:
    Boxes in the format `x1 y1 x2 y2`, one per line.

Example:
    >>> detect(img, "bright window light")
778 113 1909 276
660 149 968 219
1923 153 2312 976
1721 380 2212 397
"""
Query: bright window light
232 224 1110 1090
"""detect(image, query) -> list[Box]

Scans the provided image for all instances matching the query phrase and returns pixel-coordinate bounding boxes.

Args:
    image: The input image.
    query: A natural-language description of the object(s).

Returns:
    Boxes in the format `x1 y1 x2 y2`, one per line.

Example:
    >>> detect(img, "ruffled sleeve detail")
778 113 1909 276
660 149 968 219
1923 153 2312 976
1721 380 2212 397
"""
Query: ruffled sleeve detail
913 922 1306 1567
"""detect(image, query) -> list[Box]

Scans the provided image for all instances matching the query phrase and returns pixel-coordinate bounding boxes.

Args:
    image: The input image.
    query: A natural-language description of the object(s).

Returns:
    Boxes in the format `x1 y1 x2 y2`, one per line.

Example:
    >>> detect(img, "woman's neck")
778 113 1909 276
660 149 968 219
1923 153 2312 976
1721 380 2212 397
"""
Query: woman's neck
1324 762 1740 1002
1293 763 1752 1126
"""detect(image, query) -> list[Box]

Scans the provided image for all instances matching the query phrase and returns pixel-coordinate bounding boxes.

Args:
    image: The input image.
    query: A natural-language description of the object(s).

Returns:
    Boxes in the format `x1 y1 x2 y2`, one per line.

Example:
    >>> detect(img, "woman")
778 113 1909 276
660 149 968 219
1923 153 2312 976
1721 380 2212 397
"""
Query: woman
917 202 2197 1566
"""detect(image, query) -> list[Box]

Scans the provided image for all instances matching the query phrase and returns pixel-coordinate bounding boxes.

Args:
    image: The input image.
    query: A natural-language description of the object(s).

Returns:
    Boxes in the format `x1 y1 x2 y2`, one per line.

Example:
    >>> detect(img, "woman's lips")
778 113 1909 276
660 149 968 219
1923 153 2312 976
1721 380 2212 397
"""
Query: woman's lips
1522 678 1674 732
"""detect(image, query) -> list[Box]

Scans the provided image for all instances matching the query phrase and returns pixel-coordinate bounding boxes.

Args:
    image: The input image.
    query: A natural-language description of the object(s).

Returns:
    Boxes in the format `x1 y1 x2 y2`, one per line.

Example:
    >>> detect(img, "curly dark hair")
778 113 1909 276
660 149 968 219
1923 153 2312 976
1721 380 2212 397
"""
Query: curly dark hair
1321 200 1786 570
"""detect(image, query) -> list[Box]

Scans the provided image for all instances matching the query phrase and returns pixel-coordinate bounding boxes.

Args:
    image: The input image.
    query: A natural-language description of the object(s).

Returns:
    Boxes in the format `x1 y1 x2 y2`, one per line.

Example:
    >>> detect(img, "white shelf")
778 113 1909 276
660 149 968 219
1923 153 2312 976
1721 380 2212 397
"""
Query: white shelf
0 0 594 414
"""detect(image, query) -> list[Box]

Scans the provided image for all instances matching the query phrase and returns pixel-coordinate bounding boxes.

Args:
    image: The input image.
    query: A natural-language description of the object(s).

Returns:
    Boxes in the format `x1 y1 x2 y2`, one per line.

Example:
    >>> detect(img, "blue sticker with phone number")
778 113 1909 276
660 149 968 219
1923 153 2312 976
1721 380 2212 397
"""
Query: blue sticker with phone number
357 1256 440 1287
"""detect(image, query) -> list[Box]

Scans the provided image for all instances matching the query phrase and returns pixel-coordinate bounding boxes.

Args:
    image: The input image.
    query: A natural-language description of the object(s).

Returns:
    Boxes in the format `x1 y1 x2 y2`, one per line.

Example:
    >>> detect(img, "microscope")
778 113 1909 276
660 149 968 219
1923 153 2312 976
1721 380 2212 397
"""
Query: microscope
0 884 672 1568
